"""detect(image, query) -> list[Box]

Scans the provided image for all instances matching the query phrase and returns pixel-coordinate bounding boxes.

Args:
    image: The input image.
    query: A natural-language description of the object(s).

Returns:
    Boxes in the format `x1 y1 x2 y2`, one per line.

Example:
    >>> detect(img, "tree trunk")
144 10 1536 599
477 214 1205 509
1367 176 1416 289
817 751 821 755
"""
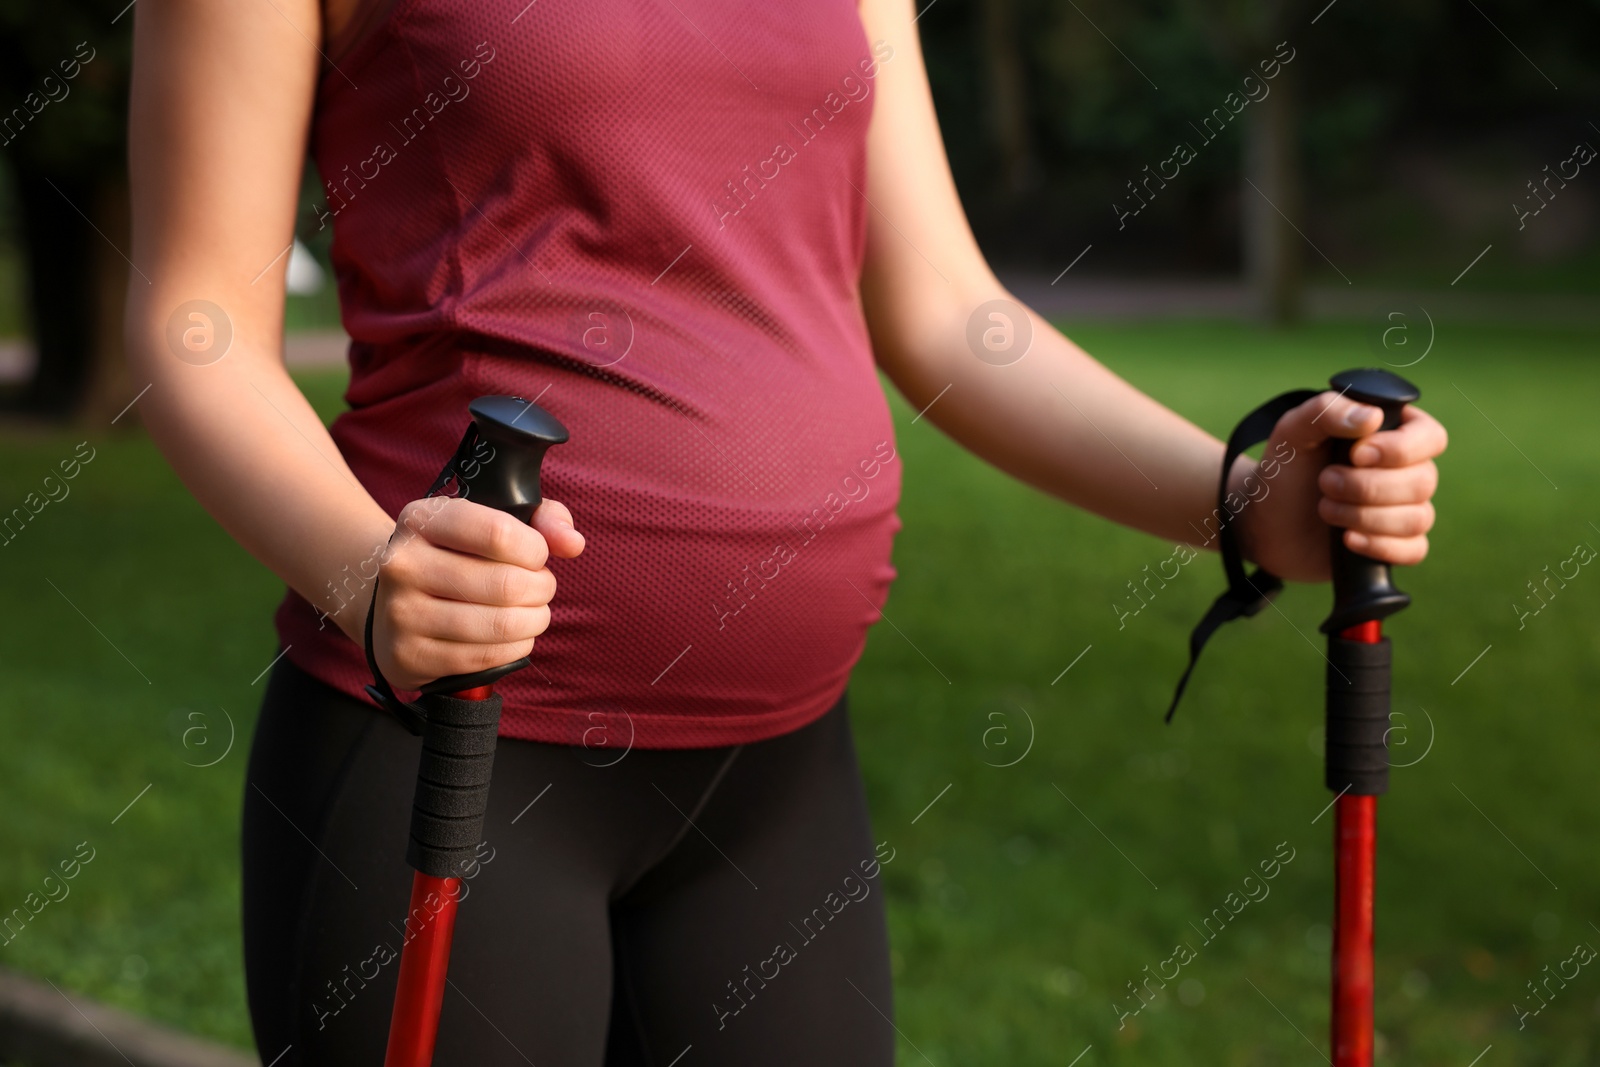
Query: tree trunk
982 0 1036 197
1243 58 1303 324
8 165 96 418
2 165 131 425
80 175 135 427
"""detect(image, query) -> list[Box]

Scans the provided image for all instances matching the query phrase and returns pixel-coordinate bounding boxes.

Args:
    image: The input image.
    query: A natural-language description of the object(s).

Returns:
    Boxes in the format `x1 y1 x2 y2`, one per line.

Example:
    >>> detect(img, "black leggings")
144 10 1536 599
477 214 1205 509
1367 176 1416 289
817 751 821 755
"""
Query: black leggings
242 657 895 1066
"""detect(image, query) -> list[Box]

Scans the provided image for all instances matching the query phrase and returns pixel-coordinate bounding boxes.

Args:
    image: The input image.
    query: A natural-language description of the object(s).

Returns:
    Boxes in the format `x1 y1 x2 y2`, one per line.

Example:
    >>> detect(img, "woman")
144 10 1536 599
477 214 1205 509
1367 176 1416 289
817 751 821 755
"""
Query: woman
126 0 1446 1063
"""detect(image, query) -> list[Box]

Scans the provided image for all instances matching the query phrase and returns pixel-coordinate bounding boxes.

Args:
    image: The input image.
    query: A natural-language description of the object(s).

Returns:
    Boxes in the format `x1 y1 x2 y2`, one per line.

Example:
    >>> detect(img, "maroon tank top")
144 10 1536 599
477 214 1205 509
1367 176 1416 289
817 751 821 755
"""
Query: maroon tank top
274 0 903 748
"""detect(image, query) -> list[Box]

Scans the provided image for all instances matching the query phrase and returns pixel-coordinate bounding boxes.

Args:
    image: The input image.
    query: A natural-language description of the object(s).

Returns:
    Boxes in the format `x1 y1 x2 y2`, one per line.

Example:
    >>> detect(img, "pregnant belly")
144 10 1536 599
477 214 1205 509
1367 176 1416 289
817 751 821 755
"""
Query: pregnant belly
468 340 905 746
494 461 903 748
281 345 904 749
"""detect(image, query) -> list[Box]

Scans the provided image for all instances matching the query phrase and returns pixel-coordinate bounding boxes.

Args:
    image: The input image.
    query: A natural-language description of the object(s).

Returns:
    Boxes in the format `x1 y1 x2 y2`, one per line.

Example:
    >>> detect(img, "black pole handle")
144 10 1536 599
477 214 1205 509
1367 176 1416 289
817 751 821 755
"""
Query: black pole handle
417 396 570 695
404 395 568 878
453 395 570 523
1319 368 1420 635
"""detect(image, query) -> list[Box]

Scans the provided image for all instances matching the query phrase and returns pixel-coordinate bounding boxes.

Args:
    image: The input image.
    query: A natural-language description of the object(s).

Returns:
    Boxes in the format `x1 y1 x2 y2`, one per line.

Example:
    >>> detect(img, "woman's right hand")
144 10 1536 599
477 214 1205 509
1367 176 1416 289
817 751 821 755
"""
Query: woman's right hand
371 496 585 691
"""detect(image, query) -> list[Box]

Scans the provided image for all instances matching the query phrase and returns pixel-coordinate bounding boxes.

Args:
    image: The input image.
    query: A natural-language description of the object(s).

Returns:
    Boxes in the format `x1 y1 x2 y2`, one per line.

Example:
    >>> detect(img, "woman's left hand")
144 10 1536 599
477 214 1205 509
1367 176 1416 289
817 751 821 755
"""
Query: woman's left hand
1237 392 1448 583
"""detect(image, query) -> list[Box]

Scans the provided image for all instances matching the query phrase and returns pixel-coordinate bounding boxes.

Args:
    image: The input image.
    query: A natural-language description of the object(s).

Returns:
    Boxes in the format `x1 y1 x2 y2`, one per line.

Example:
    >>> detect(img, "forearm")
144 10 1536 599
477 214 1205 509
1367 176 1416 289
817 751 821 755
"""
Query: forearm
124 0 391 642
859 0 1441 578
872 283 1246 547
126 314 393 643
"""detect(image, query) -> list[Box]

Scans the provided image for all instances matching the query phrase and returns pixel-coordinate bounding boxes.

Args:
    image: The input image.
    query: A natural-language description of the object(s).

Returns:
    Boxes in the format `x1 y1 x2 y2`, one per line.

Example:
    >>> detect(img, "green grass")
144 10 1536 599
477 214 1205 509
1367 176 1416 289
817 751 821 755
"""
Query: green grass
283 287 345 334
861 320 1600 1066
1 320 1597 1064
1343 244 1600 297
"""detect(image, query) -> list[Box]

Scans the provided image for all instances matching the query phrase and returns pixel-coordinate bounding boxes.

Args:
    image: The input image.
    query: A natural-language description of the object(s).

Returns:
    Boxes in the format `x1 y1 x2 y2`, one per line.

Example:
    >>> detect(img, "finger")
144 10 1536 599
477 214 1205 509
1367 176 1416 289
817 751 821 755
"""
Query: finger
409 552 557 608
532 498 585 559
1319 460 1438 506
1342 530 1430 566
402 497 550 570
1319 499 1435 538
404 634 542 684
1272 391 1386 453
403 593 553 646
1348 405 1448 468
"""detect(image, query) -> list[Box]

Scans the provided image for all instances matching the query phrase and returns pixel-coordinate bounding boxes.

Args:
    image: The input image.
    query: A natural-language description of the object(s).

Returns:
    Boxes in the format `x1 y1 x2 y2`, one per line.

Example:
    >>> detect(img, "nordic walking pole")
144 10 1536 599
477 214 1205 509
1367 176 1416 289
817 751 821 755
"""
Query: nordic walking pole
1318 369 1420 1067
1165 367 1421 1067
361 396 569 1067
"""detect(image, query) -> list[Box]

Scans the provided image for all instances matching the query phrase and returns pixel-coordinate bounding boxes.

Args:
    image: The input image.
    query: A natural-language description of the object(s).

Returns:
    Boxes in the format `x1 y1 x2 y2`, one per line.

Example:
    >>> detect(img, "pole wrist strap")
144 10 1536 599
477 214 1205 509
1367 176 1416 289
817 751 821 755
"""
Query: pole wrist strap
1165 388 1320 722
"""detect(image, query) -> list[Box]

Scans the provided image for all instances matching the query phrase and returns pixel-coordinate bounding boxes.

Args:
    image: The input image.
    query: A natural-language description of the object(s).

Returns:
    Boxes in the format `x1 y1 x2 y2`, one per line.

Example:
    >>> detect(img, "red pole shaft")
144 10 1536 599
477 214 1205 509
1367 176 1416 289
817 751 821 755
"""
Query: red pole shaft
384 682 493 1067
1333 794 1376 1066
1332 620 1380 1067
384 873 462 1067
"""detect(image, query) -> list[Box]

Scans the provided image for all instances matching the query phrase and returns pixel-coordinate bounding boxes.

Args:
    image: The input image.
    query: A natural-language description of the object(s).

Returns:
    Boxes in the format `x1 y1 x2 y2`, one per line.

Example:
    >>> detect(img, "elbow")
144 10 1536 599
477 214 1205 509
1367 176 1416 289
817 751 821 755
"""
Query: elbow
123 301 154 380
127 293 238 376
123 283 169 379
863 269 1022 388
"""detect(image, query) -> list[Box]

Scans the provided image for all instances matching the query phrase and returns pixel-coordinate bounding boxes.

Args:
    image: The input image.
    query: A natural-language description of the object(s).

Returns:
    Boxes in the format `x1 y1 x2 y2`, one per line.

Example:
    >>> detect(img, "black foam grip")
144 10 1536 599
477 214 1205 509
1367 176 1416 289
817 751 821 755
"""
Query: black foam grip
1325 636 1392 796
406 691 502 878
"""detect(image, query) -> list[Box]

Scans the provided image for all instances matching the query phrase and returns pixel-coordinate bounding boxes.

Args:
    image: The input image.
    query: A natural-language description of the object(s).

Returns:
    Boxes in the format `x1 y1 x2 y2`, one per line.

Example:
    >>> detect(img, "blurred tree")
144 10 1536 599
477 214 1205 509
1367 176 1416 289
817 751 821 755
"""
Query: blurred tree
0 0 133 424
1183 0 1308 322
982 0 1040 198
0 0 1595 420
923 0 1599 298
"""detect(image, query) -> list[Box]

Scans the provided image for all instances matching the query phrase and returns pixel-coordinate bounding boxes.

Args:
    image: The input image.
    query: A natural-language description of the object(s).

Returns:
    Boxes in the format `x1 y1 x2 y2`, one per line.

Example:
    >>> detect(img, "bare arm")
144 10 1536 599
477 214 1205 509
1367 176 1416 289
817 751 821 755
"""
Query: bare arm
126 0 580 687
127 0 391 641
855 0 1444 580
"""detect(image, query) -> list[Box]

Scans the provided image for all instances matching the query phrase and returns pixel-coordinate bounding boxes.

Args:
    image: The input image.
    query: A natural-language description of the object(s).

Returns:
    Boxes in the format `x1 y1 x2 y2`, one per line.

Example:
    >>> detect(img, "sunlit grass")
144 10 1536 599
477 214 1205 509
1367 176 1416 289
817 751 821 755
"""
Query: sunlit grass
0 319 1595 1064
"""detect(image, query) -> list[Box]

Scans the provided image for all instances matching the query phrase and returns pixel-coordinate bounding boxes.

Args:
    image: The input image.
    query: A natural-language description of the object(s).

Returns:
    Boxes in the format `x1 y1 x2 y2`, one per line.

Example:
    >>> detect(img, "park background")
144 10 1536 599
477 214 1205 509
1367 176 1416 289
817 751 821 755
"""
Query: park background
2 0 1598 1063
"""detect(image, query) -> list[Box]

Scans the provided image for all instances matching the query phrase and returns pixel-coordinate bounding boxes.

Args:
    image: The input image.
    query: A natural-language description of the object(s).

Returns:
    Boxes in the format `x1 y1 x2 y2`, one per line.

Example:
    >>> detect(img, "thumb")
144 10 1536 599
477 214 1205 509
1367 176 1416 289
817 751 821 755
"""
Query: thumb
1271 391 1386 456
532 498 585 559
